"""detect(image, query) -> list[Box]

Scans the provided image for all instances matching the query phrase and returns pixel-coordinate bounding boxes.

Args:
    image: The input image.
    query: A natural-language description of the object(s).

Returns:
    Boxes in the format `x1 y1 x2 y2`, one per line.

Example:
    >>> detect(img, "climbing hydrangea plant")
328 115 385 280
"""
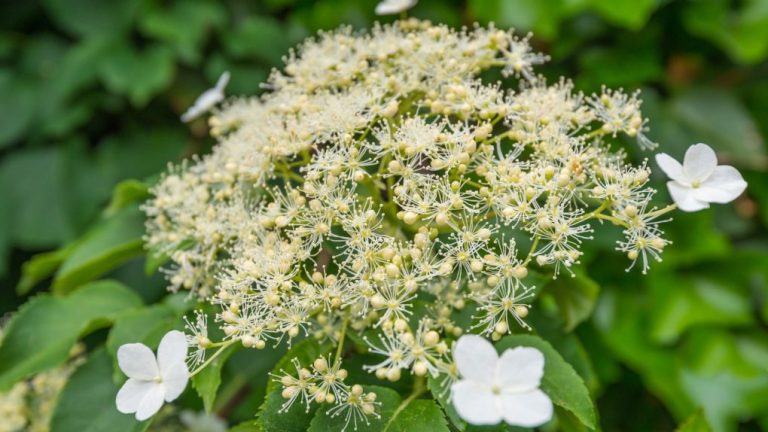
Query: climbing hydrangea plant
126 17 745 431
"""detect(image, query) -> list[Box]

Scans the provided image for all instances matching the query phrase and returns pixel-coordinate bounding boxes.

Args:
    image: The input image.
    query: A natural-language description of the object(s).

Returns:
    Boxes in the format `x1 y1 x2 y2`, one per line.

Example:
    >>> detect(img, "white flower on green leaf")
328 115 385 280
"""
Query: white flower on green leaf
655 143 747 212
115 330 189 421
450 335 553 427
181 71 230 123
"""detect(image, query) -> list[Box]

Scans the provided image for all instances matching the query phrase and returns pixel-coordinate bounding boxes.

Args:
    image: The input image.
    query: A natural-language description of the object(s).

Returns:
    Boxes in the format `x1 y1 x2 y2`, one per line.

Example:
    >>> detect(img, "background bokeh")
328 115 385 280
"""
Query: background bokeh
1 0 767 431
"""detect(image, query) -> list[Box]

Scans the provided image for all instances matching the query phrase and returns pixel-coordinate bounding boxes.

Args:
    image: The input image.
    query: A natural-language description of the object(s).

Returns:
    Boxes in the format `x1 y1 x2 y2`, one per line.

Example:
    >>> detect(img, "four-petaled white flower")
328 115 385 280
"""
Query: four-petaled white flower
181 71 230 123
655 143 747 212
450 335 553 427
116 330 189 421
375 0 417 15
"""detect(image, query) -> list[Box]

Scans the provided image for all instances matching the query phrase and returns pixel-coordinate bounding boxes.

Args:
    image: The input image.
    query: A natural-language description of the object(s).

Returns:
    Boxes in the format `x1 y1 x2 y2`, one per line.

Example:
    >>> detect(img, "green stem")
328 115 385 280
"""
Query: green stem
333 314 350 366
383 375 426 432
189 341 235 377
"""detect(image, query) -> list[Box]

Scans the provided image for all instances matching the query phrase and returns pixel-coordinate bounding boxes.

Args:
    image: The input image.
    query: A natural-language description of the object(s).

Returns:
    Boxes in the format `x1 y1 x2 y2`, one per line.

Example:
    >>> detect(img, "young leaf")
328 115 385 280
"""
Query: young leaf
104 179 150 216
50 349 147 432
52 205 145 294
496 335 596 430
0 280 142 391
192 344 239 413
16 244 76 295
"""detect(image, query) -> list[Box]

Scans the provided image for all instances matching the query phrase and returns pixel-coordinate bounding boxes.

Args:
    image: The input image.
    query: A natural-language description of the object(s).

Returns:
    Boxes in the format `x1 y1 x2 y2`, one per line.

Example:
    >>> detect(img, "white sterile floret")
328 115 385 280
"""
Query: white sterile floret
655 143 747 212
375 0 417 15
450 335 553 427
115 330 189 421
181 71 230 123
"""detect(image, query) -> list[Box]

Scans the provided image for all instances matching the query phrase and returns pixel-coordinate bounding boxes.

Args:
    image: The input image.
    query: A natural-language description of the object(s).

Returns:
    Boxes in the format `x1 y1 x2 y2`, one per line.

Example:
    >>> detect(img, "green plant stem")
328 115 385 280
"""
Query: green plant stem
190 341 235 377
383 375 426 431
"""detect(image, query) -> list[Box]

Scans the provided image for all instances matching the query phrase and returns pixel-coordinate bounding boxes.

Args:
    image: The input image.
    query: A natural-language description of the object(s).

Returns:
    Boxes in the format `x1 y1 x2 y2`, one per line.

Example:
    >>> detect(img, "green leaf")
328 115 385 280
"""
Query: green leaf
676 409 713 432
105 179 150 217
682 0 768 64
265 338 332 396
648 274 753 344
428 375 466 431
192 344 239 413
16 244 76 295
587 0 658 29
496 335 596 430
53 205 145 294
42 0 139 38
0 73 36 148
546 271 600 332
669 88 766 170
385 399 450 432
50 349 147 432
468 0 565 39
229 420 263 432
98 43 175 106
222 15 292 64
139 0 225 64
307 385 402 432
258 386 321 432
0 280 142 391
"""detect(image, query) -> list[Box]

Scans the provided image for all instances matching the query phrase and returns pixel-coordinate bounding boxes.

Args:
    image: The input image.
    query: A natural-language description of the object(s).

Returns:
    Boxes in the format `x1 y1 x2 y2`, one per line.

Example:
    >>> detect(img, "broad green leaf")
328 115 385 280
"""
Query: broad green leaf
50 349 146 432
139 0 225 64
105 179 150 216
16 244 76 295
0 280 142 391
265 338 332 396
98 43 175 106
192 344 239 413
53 205 145 294
428 375 466 431
669 88 766 169
308 385 401 432
676 409 713 432
682 0 768 64
385 399 450 432
587 0 658 29
222 15 292 64
42 0 139 38
546 271 600 332
0 73 36 148
496 335 596 430
468 0 565 39
648 274 753 344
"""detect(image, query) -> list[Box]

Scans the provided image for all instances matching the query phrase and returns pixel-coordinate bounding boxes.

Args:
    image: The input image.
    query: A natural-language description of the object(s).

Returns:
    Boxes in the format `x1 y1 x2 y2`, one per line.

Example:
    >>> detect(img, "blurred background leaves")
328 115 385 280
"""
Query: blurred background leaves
1 0 767 431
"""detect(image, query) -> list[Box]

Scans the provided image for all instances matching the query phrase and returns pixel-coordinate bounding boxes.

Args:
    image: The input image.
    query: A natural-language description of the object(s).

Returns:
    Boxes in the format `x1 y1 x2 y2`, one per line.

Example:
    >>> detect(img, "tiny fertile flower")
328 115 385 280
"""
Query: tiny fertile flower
655 143 747 212
181 71 230 122
375 0 417 15
116 330 189 421
450 335 552 427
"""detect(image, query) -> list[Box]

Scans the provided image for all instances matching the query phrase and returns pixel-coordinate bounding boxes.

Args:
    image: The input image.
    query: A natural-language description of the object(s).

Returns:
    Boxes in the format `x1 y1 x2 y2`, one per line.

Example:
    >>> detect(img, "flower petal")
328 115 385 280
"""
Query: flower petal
117 343 159 380
116 378 153 414
162 362 189 402
667 181 709 212
655 153 686 184
214 71 230 93
682 143 717 182
158 330 188 374
451 380 502 425
499 389 554 427
135 383 166 421
375 0 416 15
694 165 747 204
496 347 544 392
453 334 498 384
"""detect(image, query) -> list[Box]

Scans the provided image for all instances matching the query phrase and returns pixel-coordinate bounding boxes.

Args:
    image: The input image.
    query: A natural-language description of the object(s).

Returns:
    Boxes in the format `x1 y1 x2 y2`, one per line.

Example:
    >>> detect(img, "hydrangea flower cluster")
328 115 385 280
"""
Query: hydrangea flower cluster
137 19 747 428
